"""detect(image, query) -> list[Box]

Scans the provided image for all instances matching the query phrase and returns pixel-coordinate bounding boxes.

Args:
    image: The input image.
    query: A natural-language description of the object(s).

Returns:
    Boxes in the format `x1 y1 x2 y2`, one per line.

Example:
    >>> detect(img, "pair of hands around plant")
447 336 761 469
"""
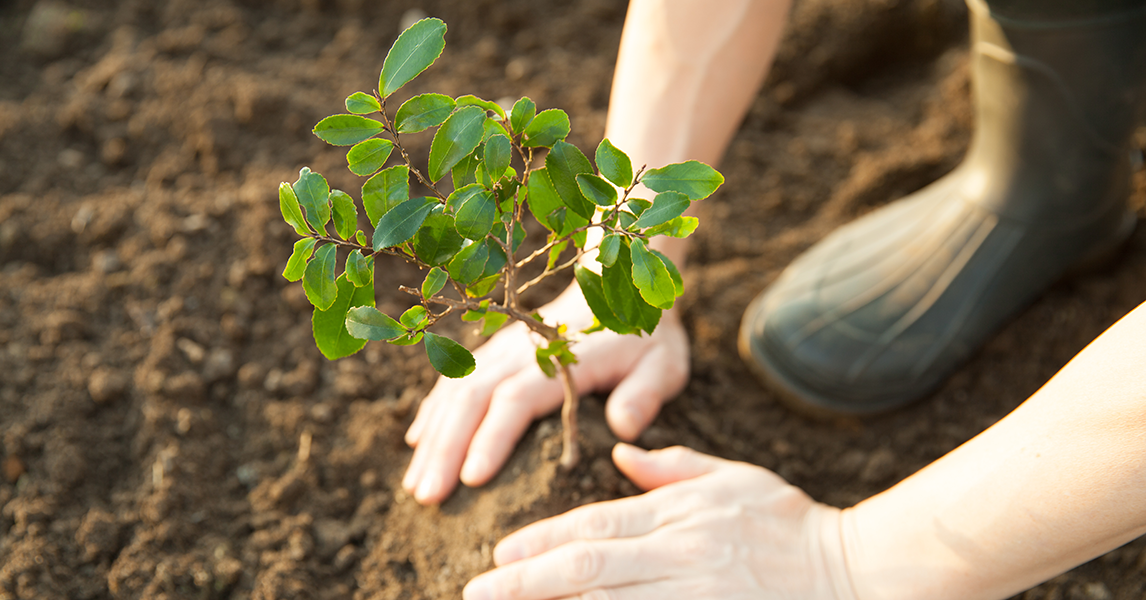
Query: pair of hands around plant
463 444 856 600
402 284 690 505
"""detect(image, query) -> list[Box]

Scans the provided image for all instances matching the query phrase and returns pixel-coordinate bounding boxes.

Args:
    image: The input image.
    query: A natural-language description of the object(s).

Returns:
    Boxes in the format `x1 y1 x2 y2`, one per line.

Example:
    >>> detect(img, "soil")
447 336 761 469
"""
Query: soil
2 0 1146 598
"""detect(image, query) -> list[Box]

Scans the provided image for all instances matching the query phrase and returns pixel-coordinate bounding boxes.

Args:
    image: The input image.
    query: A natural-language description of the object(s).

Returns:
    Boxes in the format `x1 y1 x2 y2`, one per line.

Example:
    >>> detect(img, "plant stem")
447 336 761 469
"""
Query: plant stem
556 358 580 470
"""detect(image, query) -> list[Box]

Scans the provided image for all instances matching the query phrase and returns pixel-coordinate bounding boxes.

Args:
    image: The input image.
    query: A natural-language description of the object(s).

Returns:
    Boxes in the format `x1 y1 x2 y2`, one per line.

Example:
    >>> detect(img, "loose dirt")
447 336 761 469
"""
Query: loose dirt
2 0 1145 598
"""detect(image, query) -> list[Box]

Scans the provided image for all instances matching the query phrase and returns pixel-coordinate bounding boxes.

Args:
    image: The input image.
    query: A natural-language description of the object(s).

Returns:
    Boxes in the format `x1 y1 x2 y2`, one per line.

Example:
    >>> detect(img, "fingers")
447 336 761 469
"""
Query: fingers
461 369 566 486
613 444 731 491
603 341 688 441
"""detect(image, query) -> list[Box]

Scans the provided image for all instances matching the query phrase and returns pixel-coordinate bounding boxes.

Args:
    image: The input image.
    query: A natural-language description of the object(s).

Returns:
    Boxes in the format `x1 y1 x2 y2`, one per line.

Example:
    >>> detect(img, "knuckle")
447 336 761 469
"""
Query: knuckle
577 589 614 600
575 508 619 540
559 541 603 585
671 532 730 567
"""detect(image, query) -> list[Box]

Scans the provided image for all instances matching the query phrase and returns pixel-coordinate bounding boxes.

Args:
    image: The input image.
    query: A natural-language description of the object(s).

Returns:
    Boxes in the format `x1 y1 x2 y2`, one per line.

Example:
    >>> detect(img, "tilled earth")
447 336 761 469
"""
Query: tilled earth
2 0 1145 598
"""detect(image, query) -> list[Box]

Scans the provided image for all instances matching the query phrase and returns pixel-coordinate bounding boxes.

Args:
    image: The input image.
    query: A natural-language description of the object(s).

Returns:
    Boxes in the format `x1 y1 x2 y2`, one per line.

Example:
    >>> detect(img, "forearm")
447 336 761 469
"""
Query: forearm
843 301 1146 599
603 0 791 266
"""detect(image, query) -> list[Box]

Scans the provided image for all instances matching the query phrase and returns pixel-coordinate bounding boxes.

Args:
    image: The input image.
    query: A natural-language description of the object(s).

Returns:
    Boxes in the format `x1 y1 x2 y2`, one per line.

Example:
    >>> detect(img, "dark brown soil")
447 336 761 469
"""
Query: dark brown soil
2 0 1145 598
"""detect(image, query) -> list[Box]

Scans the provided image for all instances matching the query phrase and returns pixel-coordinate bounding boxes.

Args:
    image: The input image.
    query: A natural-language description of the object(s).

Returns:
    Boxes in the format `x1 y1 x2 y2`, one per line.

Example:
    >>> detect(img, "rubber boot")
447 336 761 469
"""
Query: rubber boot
738 0 1146 416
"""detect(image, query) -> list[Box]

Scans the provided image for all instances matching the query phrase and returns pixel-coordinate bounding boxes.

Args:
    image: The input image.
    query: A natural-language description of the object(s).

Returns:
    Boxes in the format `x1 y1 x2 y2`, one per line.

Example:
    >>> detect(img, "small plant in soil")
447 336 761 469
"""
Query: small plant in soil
278 18 723 469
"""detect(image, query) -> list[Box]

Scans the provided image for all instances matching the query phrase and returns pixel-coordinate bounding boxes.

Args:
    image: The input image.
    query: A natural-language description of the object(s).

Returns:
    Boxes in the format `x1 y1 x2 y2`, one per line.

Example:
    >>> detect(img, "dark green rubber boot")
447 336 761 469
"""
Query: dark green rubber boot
739 0 1146 415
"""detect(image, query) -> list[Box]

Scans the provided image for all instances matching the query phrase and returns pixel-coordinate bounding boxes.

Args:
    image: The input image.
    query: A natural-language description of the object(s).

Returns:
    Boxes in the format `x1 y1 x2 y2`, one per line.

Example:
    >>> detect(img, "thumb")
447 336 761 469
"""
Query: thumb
612 443 732 491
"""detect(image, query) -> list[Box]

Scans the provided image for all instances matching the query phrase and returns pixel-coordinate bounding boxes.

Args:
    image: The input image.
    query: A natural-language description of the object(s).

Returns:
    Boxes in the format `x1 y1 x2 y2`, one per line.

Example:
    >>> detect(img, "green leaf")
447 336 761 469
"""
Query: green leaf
547 239 569 270
451 151 479 189
279 182 310 235
313 114 385 146
601 244 661 333
576 173 618 206
510 97 537 134
629 238 675 309
395 93 456 133
480 312 508 336
525 168 563 232
373 197 437 250
345 92 381 115
414 209 465 266
313 274 374 360
428 106 486 182
545 141 596 219
424 332 476 379
455 94 507 121
535 348 557 377
522 108 570 148
422 266 448 298
624 197 652 217
484 134 512 180
379 17 447 98
362 165 409 227
644 215 699 239
356 230 368 245
283 237 317 282
345 306 405 341
595 139 633 188
400 305 429 329
466 273 501 298
330 190 357 240
651 249 684 296
480 237 508 278
293 167 331 232
345 250 373 287
574 264 636 335
303 243 338 310
447 240 489 284
347 138 394 176
634 191 689 230
597 233 621 268
640 160 724 200
453 187 496 240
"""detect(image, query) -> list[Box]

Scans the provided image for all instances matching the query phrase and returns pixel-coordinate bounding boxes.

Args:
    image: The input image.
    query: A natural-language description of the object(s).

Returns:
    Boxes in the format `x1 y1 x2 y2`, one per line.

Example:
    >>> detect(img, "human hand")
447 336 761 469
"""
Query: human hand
401 286 690 505
463 444 858 600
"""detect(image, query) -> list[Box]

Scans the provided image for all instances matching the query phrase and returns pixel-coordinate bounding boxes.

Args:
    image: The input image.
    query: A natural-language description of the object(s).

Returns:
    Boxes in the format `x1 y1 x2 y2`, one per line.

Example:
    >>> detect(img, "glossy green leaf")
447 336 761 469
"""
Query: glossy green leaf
356 230 368 245
345 250 372 287
395 93 456 133
422 266 448 298
601 244 661 334
302 243 338 310
330 190 357 240
347 138 393 176
651 249 684 296
313 114 385 146
509 97 536 134
283 237 317 282
379 17 447 97
624 197 652 217
414 209 465 266
595 139 633 188
574 265 636 335
480 237 508 279
447 240 489 284
454 188 496 240
424 332 476 379
644 215 699 239
525 168 563 232
480 312 509 336
313 274 374 360
522 108 570 148
455 94 507 121
446 183 485 214
428 106 486 182
279 182 310 235
451 151 479 189
547 239 569 271
373 197 437 250
630 238 675 309
634 191 689 230
597 233 621 268
389 331 424 346
345 92 381 115
545 141 595 219
484 134 512 180
400 305 429 329
576 173 618 206
466 273 501 298
293 167 331 232
362 165 409 227
345 306 405 341
640 160 724 200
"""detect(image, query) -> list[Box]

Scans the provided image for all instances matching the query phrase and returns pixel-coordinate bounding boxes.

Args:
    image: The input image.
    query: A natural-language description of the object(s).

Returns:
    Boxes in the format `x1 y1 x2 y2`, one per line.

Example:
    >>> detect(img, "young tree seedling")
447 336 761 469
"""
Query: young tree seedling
279 18 723 469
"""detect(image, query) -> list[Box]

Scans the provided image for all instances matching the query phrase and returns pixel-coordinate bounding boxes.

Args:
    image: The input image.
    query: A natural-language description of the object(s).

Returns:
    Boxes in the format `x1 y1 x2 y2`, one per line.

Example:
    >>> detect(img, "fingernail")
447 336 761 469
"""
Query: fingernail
460 455 489 485
415 472 442 503
463 578 491 600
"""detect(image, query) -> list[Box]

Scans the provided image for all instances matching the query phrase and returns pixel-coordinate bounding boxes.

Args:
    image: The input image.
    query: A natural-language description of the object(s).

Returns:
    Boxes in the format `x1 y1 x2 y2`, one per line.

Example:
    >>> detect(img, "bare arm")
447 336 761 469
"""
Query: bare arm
846 301 1146 599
